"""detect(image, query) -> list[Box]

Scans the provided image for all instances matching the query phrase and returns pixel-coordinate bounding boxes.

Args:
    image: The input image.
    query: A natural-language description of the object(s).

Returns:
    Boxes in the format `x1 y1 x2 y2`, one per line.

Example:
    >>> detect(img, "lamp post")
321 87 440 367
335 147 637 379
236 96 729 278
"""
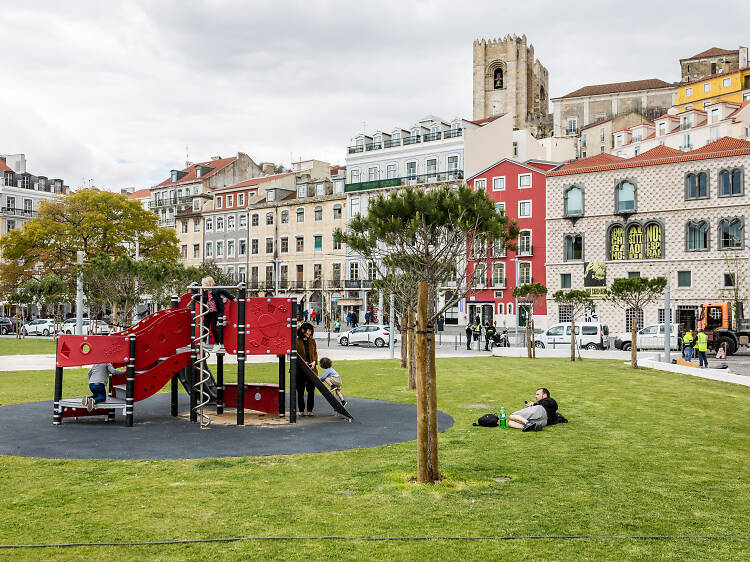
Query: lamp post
510 257 520 347
76 251 84 335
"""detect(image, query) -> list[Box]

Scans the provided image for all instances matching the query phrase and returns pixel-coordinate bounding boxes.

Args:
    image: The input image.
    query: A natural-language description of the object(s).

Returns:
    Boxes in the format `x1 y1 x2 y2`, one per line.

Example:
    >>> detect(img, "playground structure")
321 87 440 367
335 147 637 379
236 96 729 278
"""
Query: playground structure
53 283 353 427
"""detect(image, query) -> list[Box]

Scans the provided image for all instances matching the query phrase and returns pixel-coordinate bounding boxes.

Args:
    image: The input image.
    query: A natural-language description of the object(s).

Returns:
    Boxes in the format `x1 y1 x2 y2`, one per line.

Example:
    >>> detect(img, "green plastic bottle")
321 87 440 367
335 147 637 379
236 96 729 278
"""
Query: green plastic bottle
499 407 507 429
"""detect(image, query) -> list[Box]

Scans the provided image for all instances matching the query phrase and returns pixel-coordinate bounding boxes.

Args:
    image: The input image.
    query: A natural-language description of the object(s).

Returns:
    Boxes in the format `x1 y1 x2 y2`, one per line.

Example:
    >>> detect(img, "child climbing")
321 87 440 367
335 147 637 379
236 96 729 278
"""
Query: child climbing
318 356 346 407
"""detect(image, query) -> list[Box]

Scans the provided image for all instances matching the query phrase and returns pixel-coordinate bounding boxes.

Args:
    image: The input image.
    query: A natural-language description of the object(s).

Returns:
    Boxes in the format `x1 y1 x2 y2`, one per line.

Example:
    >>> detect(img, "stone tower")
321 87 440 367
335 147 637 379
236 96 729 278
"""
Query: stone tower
473 34 550 138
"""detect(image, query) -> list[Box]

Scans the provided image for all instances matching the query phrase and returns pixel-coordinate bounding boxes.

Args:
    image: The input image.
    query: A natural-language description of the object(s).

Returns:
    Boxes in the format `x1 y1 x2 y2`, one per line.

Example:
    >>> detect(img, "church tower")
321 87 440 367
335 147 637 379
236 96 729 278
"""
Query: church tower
473 34 549 138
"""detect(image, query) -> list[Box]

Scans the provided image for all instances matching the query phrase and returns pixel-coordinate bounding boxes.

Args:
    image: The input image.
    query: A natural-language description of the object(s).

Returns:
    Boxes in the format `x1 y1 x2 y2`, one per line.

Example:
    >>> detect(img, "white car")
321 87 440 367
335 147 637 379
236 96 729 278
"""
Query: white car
338 325 396 347
535 322 609 350
60 319 112 335
22 318 56 336
614 323 680 351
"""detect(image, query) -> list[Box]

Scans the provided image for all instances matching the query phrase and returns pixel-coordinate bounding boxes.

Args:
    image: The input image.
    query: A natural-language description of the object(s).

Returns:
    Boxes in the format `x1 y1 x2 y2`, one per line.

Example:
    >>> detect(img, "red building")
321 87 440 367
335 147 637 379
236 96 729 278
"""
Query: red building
463 159 558 329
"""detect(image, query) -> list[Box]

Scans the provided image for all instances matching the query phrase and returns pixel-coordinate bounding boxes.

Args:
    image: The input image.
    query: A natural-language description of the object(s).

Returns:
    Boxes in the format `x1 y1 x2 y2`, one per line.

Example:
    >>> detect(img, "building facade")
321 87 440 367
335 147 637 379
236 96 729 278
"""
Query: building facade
673 66 750 113
545 138 750 333
472 34 549 137
679 46 748 83
465 159 555 329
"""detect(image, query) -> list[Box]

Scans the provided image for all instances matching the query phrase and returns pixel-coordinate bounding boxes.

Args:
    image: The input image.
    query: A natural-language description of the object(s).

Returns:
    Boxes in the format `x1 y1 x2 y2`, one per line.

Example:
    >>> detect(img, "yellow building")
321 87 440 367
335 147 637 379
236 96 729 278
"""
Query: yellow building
674 68 750 112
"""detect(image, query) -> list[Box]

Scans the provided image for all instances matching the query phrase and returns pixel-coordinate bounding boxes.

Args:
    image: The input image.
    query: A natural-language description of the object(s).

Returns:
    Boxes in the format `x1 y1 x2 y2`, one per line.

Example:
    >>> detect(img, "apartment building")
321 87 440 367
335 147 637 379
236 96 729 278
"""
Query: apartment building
545 137 750 332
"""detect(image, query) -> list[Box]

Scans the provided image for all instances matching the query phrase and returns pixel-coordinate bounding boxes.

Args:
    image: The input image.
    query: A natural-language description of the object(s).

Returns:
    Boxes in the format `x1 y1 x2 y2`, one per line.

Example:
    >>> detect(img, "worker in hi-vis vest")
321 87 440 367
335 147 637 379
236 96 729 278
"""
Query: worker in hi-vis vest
682 329 694 361
695 328 708 368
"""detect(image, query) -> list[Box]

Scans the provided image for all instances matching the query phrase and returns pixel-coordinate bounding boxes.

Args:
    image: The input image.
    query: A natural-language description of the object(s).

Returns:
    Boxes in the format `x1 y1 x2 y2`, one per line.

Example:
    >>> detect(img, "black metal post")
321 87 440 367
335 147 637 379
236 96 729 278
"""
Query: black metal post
278 354 285 417
216 351 224 415
189 286 198 423
170 294 180 417
53 366 63 425
237 283 246 425
289 298 297 424
126 334 136 427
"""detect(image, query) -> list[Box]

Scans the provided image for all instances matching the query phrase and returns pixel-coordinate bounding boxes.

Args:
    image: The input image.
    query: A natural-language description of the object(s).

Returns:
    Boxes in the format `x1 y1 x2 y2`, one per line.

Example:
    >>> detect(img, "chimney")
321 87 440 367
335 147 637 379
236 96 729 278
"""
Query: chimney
262 163 275 175
740 46 748 69
211 155 222 161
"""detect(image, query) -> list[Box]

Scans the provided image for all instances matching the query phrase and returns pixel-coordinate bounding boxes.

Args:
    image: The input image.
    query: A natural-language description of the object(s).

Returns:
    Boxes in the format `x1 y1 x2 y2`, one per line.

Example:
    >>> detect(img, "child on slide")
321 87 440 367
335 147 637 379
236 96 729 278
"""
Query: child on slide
318 357 346 407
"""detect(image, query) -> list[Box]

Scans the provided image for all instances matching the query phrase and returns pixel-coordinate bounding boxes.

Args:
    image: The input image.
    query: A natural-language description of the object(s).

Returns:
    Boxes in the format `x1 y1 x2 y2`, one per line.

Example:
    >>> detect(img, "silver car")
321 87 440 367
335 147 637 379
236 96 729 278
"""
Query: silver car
338 325 396 347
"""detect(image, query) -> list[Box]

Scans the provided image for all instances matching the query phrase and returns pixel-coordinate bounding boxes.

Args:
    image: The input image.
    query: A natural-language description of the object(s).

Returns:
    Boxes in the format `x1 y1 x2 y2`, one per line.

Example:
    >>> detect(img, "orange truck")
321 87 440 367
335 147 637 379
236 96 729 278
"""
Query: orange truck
696 301 750 355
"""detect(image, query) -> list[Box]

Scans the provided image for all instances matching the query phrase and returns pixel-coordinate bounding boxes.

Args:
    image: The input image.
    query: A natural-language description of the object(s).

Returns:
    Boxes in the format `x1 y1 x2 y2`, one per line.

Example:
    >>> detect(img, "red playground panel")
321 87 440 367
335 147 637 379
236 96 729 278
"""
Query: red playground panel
223 383 279 415
223 297 293 356
57 335 130 368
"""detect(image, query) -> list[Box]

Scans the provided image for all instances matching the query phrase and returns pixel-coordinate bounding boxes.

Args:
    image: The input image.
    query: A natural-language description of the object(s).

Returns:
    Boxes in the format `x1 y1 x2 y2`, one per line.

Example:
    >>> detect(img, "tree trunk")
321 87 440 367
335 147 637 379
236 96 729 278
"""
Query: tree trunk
531 314 537 359
400 312 407 369
526 310 532 358
415 282 429 483
407 307 416 389
426 287 439 482
570 317 576 361
631 312 638 368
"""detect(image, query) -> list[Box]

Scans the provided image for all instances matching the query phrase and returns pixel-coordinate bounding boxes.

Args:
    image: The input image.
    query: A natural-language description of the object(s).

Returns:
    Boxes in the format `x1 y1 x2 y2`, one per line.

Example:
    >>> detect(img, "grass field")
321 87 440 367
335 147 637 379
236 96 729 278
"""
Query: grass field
0 336 56 355
2 357 750 561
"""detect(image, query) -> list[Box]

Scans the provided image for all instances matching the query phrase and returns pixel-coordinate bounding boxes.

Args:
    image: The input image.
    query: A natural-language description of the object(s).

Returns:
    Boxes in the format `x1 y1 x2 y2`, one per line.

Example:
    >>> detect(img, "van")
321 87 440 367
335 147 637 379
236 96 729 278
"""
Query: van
535 322 609 350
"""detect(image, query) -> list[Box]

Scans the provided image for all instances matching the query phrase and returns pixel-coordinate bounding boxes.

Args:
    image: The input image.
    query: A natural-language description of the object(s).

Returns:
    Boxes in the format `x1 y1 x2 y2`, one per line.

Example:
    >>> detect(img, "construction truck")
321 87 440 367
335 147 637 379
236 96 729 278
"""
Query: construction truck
696 301 750 355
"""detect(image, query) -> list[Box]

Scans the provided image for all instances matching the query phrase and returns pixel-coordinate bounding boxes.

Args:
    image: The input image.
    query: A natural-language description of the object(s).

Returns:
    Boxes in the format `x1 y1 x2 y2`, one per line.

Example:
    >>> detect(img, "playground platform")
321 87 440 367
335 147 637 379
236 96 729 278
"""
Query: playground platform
0 393 454 460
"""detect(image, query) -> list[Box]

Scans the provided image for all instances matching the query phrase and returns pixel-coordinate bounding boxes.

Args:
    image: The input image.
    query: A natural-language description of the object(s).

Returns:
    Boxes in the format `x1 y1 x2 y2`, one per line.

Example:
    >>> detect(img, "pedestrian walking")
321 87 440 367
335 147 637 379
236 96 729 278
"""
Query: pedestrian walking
465 323 473 350
695 328 709 368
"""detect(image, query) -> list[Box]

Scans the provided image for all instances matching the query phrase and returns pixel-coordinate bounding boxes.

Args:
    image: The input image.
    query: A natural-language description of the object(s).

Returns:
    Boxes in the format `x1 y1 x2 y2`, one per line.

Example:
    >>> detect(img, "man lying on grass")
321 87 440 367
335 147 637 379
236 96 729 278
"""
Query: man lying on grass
507 387 558 432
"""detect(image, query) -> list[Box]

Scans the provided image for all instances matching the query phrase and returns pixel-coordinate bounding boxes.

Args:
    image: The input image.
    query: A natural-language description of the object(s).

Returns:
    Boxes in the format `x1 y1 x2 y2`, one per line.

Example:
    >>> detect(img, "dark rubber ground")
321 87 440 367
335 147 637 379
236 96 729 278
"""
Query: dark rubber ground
0 393 454 460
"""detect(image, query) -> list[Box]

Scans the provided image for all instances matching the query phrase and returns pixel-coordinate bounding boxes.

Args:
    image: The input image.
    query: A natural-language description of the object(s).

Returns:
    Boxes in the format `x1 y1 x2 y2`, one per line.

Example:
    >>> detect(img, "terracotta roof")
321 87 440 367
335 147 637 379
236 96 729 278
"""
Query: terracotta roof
655 113 680 120
581 117 613 131
549 137 750 176
470 115 504 126
686 47 737 60
558 79 673 99
127 188 151 199
330 165 346 175
152 156 237 189
728 100 750 118
551 152 624 173
216 172 295 191
0 160 13 173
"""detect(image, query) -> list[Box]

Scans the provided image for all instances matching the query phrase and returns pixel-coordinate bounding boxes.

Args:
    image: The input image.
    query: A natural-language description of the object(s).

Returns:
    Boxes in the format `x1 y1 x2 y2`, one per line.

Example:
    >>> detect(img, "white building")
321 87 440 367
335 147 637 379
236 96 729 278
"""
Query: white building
611 100 750 158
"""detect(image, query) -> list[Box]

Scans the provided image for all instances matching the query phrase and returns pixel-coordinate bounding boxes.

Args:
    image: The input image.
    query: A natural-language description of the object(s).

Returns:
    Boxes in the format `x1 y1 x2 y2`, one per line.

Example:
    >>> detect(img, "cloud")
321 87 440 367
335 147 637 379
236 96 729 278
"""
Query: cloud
0 0 747 190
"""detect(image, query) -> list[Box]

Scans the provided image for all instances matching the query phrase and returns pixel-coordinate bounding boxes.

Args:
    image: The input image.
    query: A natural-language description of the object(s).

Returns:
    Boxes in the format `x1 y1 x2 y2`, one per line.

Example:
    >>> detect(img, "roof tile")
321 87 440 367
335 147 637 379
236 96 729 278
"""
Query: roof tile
152 156 237 189
559 79 672 99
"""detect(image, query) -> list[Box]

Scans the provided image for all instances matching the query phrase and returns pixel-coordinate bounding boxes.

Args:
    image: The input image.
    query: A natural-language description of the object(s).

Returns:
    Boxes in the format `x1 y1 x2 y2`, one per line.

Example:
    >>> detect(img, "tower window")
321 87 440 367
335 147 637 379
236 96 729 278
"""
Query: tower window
493 67 503 89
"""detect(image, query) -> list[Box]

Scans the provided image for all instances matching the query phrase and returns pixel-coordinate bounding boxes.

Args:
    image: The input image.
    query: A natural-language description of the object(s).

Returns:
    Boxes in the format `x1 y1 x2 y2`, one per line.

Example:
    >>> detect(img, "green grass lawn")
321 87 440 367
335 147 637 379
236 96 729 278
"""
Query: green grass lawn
2 357 750 561
0 336 56 355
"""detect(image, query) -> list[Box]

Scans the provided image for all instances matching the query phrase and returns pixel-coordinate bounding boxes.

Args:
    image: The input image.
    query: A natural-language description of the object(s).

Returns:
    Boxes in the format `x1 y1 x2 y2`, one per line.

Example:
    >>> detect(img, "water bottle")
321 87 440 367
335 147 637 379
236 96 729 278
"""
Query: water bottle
499 407 507 429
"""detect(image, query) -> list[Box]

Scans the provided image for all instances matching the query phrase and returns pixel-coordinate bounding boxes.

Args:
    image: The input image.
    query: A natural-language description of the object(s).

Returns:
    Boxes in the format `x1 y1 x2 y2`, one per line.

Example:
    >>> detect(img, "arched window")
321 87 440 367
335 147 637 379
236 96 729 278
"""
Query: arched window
732 169 743 195
687 221 708 250
333 203 342 219
720 218 742 249
627 224 643 260
296 207 304 223
616 181 636 212
540 85 545 100
266 211 273 225
685 173 708 199
645 222 663 258
280 210 289 224
720 170 730 196
564 234 583 261
564 186 583 216
314 205 323 221
493 67 504 89
609 225 625 260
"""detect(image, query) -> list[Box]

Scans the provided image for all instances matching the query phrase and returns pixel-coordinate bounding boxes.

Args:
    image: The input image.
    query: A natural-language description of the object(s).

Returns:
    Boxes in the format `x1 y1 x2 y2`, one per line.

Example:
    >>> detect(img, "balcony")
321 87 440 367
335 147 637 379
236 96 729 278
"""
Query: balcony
2 207 38 218
402 135 421 146
150 195 193 209
158 218 176 227
383 138 402 148
679 144 694 151
365 142 383 151
492 277 507 288
423 131 442 142
362 279 374 288
345 170 464 192
680 122 692 131
347 145 365 154
328 279 343 289
518 245 533 257
345 279 362 288
287 281 306 290
444 128 463 139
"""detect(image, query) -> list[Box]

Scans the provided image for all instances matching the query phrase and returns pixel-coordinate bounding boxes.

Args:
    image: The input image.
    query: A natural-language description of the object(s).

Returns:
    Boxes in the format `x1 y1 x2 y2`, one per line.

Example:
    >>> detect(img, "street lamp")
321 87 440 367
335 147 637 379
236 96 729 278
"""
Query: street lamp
510 257 520 347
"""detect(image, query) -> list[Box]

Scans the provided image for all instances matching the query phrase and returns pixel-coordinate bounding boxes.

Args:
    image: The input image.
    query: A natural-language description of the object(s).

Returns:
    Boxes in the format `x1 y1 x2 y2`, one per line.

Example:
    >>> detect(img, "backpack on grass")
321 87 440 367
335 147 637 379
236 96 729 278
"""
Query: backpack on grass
473 413 499 427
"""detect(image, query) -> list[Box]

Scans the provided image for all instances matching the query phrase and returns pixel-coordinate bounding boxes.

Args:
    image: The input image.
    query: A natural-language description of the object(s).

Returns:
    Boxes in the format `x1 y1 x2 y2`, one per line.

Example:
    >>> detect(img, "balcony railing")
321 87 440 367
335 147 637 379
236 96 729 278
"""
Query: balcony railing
345 170 464 192
492 277 507 288
679 144 694 151
423 131 442 142
365 142 382 151
345 279 362 288
518 245 533 257
444 128 463 139
347 129 463 153
347 145 365 154
402 135 421 146
362 279 374 288
383 138 402 148
158 218 176 227
150 195 193 209
2 207 37 217
680 123 692 131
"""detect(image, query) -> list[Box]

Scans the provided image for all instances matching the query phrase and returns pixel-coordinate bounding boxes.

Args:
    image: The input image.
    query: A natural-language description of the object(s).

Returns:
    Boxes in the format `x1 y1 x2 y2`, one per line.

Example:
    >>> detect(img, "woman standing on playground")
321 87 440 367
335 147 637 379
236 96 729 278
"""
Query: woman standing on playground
198 276 235 351
296 322 318 416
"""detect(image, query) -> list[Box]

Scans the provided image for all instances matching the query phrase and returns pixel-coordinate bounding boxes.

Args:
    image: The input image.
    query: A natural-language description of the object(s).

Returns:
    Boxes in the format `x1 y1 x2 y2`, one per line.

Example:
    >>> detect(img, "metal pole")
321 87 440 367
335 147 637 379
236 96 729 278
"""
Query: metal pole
513 259 519 347
53 366 63 425
289 298 297 423
76 251 84 335
126 334 136 427
216 351 224 415
378 291 384 325
389 293 395 359
170 295 179 417
278 354 285 417
189 286 198 423
133 239 140 325
237 283 246 425
664 279 671 364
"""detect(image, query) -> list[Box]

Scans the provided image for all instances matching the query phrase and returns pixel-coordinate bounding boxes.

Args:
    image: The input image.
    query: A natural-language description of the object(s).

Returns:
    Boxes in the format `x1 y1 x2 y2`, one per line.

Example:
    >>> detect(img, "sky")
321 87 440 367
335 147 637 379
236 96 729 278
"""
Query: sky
1 0 748 191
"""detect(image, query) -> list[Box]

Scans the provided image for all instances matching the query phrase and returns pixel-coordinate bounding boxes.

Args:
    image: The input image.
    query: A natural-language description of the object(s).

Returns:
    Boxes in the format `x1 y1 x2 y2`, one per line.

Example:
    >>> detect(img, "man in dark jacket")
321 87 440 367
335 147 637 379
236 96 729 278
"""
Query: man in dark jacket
508 387 558 432
484 323 496 351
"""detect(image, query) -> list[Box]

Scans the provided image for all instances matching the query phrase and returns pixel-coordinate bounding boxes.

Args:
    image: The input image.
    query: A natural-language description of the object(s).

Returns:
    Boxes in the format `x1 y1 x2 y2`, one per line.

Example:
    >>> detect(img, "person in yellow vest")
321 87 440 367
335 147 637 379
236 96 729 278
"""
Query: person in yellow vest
682 329 694 362
695 328 709 368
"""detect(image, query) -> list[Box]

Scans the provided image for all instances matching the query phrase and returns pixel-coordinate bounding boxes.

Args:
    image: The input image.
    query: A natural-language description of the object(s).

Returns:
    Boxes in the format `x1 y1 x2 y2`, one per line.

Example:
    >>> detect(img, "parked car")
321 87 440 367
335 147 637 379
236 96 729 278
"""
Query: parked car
338 325 396 347
22 318 56 336
60 318 112 335
613 323 680 351
535 322 609 350
0 317 17 335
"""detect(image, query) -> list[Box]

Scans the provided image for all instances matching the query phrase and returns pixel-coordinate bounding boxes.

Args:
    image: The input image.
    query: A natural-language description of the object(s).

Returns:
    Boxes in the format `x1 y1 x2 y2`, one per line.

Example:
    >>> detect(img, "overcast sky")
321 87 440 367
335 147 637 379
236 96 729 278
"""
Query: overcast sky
1 0 748 191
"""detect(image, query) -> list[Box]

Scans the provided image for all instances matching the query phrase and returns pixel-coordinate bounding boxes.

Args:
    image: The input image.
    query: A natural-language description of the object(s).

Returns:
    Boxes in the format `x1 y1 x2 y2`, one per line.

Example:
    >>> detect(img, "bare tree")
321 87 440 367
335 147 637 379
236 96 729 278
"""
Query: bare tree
553 290 595 362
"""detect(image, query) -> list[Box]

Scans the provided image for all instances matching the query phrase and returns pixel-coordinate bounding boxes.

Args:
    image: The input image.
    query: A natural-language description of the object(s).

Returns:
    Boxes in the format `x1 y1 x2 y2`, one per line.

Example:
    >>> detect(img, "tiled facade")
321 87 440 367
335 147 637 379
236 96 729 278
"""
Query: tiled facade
546 139 750 332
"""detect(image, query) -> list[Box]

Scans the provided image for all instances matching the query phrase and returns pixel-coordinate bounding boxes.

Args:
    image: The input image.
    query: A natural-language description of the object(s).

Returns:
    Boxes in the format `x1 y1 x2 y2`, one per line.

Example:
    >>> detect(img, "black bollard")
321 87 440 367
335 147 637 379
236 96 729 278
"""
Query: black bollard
126 334 136 427
237 283 246 425
53 366 63 425
289 299 297 424
216 351 224 415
